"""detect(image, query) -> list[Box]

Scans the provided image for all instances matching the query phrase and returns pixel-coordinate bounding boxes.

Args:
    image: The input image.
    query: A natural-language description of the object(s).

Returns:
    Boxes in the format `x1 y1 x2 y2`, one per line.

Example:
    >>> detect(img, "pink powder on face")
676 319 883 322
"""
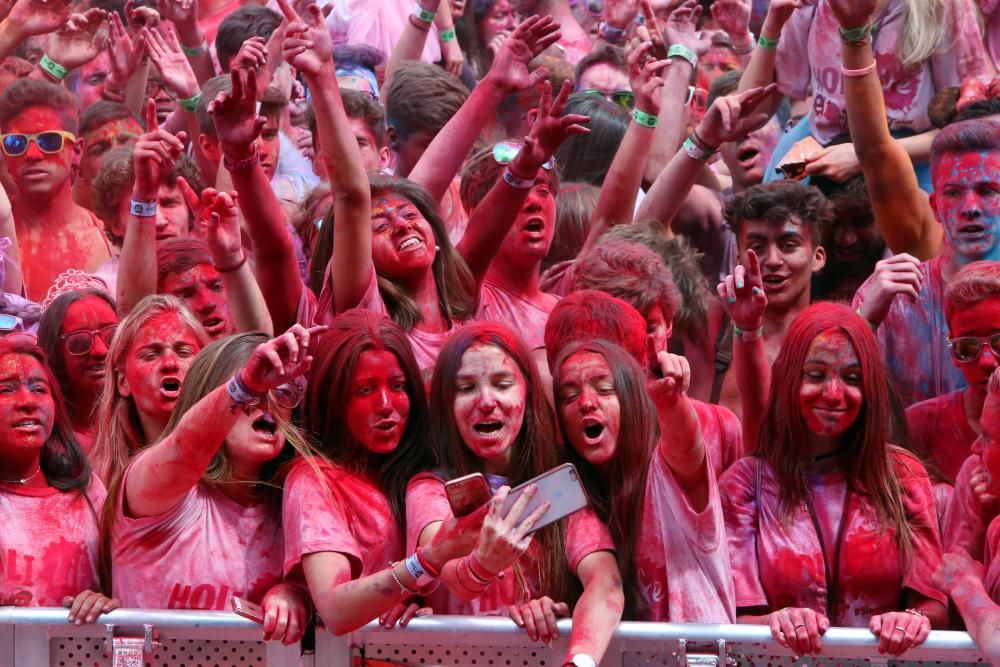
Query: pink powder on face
797 332 863 439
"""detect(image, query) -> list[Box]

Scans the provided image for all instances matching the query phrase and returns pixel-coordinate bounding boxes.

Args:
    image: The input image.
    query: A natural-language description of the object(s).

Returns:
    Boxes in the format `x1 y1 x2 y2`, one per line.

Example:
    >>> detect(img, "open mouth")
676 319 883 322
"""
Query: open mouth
959 223 987 236
524 219 544 233
473 421 503 435
252 415 277 436
584 422 604 440
160 376 182 398
374 419 398 432
763 274 788 288
12 419 41 430
397 236 422 252
202 317 225 332
736 147 760 167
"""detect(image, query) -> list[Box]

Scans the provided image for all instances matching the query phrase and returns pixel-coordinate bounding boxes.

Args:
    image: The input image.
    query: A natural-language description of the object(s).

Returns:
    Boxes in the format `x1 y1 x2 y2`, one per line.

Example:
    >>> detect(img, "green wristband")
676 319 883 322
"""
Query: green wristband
666 43 697 68
181 38 207 57
757 34 779 50
439 28 456 42
838 23 872 43
632 108 658 128
39 54 67 81
179 91 202 112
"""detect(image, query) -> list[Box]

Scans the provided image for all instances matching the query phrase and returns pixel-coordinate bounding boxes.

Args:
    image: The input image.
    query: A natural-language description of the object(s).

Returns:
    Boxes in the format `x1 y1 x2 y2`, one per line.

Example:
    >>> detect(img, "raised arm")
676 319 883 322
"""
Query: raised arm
379 0 441 99
142 24 202 138
826 0 941 259
125 324 321 518
33 8 107 83
710 0 754 67
408 15 562 201
737 0 803 93
0 0 73 63
455 80 589 286
279 0 371 314
208 64 304 332
157 0 216 84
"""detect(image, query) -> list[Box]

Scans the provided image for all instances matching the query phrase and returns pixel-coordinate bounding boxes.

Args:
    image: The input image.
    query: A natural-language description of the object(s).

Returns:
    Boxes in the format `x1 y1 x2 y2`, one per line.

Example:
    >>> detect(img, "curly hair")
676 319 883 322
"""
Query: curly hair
723 180 833 247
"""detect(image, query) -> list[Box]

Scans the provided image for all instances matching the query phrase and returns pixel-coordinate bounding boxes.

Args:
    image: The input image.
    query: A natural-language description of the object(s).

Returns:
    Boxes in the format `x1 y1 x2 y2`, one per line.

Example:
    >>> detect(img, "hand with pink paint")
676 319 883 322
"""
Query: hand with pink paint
646 336 691 408
209 67 267 158
855 253 923 327
5 0 73 39
760 0 812 35
63 590 120 625
509 80 590 178
260 582 308 644
182 184 244 271
106 12 145 92
717 248 768 331
143 25 200 101
969 462 1000 522
277 0 331 80
485 14 562 95
826 0 877 30
45 8 107 72
933 545 985 597
768 606 829 656
663 0 711 57
132 99 188 201
378 600 432 629
804 143 862 183
509 596 570 644
472 485 549 576
694 84 777 149
869 609 932 656
710 0 751 44
626 38 670 116
241 323 327 394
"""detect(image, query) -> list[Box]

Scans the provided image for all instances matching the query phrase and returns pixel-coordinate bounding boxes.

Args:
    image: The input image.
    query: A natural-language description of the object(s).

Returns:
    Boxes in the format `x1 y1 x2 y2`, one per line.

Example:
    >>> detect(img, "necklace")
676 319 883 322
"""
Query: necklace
0 466 41 485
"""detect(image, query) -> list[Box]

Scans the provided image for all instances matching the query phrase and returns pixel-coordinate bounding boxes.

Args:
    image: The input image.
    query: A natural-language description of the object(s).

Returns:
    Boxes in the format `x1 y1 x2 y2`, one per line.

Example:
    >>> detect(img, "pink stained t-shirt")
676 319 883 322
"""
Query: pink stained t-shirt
906 389 978 484
984 514 1000 600
283 458 403 582
692 399 743 480
720 451 947 626
776 0 992 145
979 0 1000 70
111 465 284 610
941 441 998 555
475 276 560 351
404 471 614 615
0 476 106 607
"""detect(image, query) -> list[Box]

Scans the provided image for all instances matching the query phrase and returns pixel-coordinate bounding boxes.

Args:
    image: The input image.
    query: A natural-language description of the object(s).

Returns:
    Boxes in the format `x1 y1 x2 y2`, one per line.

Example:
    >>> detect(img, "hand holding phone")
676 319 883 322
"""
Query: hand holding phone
445 472 492 517
232 596 265 623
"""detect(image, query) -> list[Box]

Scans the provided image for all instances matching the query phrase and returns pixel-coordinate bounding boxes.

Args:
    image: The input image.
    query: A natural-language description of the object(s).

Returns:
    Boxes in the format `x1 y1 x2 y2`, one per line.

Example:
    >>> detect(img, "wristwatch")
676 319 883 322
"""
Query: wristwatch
563 654 597 667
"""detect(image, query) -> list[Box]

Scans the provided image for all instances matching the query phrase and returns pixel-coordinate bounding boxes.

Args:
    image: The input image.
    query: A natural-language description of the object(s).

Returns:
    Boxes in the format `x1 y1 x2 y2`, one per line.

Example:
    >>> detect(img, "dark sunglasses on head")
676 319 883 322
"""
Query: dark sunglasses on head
580 88 635 110
946 333 1000 363
59 324 117 357
492 141 554 170
0 131 76 157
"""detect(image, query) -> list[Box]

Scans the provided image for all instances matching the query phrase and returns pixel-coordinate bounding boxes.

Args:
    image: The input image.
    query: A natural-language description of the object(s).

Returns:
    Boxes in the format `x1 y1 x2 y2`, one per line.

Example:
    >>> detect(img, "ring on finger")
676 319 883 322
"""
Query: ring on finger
793 623 806 629
893 626 906 633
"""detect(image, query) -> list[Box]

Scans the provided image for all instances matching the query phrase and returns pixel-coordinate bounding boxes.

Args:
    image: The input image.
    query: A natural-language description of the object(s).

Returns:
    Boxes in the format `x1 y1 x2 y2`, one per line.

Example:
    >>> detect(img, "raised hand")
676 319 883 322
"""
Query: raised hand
663 0 711 57
45 8 107 71
107 11 145 90
133 98 187 199
695 83 777 147
6 0 73 39
277 0 331 79
143 25 199 100
472 485 549 575
241 323 327 392
603 0 638 29
826 0 876 29
208 68 267 156
485 15 561 94
509 80 590 176
157 0 200 44
509 596 569 644
717 249 767 330
762 0 812 33
710 0 751 41
626 38 670 115
125 0 159 31
233 35 267 72
646 336 691 409
856 253 923 327
189 186 243 268
440 31 465 77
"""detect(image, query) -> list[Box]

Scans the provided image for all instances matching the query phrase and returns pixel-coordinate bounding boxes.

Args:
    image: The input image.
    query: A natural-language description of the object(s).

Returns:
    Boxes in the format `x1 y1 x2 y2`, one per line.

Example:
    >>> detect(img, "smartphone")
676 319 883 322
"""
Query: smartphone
232 596 265 623
444 472 492 517
501 463 588 534
776 136 823 181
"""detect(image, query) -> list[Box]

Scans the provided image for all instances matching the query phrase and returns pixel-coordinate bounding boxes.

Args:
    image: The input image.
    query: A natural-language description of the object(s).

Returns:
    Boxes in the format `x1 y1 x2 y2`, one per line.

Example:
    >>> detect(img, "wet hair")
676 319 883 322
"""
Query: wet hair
79 101 140 137
543 290 647 370
303 309 432 532
91 295 209 484
156 237 215 290
572 239 682 328
945 260 1000 326
215 5 282 72
574 45 627 87
554 93 628 186
0 79 79 134
929 119 1000 178
552 338 655 619
543 182 599 271
309 176 476 329
459 141 562 214
724 180 832 248
759 302 913 552
385 63 468 139
37 288 117 420
428 322 578 606
196 75 233 139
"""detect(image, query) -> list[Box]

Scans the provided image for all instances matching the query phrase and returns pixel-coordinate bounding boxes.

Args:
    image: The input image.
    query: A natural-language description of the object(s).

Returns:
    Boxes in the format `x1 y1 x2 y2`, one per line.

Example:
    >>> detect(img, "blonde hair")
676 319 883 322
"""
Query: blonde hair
897 0 952 68
91 295 209 484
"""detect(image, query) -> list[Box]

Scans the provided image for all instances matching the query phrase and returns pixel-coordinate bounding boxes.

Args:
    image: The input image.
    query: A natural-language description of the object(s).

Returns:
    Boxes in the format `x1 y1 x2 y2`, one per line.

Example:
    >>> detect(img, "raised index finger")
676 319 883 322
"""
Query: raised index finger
746 248 762 283
276 0 300 23
144 98 159 133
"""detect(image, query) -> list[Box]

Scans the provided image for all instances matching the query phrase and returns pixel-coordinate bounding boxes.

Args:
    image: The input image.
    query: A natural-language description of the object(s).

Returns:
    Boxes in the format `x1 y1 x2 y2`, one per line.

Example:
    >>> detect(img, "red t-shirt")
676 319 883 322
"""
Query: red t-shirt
475 276 560 351
906 389 977 484
984 514 1000 601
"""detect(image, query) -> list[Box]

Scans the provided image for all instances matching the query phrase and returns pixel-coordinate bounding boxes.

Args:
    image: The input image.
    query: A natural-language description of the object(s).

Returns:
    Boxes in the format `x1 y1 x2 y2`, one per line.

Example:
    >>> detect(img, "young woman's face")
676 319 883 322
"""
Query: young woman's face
226 403 290 467
345 349 411 454
60 295 118 399
0 353 55 456
798 331 864 438
118 313 202 424
453 342 527 471
497 173 557 265
370 194 438 279
557 352 621 467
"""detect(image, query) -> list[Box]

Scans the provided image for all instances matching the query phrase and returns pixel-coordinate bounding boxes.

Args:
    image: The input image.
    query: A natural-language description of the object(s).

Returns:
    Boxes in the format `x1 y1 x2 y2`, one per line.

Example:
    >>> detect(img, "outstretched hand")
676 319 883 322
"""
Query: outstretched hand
143 25 200 100
826 0 876 29
508 80 589 177
209 68 267 156
277 0 331 79
45 8 107 71
717 249 767 330
242 323 327 393
6 0 73 38
695 83 777 147
710 0 751 42
107 11 145 90
626 39 670 115
486 15 562 94
133 98 187 199
663 0 711 57
180 180 243 268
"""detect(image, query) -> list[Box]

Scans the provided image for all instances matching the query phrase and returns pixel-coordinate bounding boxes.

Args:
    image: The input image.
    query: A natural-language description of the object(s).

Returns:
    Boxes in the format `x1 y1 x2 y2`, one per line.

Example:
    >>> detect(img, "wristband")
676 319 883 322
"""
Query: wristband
666 44 697 68
223 146 260 172
733 40 755 56
178 91 202 112
599 22 626 45
130 199 157 217
415 547 441 578
412 3 436 24
404 552 437 588
838 23 872 44
757 34 779 50
217 255 247 273
181 38 207 57
466 553 497 583
439 27 456 42
502 166 536 189
841 61 876 77
682 137 714 161
733 323 764 343
226 370 262 414
389 561 419 595
632 108 658 128
39 54 68 81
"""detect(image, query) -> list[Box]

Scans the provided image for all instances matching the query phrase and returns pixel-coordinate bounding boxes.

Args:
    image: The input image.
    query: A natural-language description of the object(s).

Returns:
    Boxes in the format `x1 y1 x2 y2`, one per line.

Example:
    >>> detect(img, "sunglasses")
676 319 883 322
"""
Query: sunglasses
581 88 635 110
492 141 554 170
0 131 77 157
946 333 1000 363
0 314 22 332
58 324 118 357
270 377 305 410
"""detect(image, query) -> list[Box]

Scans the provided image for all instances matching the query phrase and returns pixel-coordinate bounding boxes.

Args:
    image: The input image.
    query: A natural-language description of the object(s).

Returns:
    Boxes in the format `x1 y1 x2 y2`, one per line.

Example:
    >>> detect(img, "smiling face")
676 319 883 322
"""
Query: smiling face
453 343 527 474
948 299 1000 397
60 295 118 399
495 172 557 267
932 151 1000 261
798 331 864 440
719 118 782 192
117 313 202 424
345 349 411 454
739 218 826 311
159 264 233 339
557 351 621 468
3 106 78 198
0 353 55 458
370 194 438 279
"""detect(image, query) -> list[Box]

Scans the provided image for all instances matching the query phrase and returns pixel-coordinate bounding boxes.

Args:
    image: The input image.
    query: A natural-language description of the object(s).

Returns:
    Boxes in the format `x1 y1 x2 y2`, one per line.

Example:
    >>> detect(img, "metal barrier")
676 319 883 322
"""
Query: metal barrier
0 609 988 667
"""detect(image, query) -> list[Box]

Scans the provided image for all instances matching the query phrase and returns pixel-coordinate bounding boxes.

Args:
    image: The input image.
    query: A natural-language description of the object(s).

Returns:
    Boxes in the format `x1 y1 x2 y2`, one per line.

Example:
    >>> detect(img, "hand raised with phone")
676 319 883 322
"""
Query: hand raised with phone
472 485 549 576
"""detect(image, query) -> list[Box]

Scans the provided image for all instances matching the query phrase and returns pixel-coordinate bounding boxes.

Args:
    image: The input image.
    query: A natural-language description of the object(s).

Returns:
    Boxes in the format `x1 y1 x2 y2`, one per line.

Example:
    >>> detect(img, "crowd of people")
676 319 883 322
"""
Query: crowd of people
0 0 999 663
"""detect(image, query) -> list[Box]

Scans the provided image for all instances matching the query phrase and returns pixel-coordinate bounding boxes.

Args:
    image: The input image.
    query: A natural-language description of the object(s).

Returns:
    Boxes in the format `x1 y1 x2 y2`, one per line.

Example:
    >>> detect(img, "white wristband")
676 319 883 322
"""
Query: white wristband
404 552 436 588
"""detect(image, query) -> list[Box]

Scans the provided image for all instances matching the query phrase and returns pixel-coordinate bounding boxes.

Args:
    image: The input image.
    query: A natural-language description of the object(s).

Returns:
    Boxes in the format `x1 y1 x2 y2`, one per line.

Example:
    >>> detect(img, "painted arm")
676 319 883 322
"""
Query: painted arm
408 15 562 201
935 548 1000 666
0 181 23 296
562 551 623 663
0 0 74 62
735 0 803 115
124 325 321 518
158 0 216 84
456 81 589 287
378 0 441 100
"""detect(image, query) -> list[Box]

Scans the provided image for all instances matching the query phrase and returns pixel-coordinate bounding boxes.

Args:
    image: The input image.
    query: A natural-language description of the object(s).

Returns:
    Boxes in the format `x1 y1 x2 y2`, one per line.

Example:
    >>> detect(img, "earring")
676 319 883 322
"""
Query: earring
435 244 441 252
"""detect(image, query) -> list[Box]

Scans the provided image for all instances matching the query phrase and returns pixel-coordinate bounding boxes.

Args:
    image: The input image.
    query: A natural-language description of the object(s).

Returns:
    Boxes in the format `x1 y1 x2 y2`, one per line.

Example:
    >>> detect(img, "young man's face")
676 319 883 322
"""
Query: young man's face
948 298 1000 398
350 117 389 175
115 181 190 243
2 106 79 199
932 150 1000 261
719 117 782 192
390 126 435 177
738 218 826 311
258 114 281 181
80 117 143 185
824 211 885 271
495 170 557 267
75 52 111 112
576 63 630 100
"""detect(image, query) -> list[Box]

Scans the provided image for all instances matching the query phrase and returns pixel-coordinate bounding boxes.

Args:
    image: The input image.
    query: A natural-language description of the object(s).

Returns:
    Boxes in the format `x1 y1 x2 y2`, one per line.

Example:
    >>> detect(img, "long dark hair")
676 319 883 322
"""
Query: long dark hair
554 94 629 186
552 339 655 620
303 309 432 533
428 321 578 606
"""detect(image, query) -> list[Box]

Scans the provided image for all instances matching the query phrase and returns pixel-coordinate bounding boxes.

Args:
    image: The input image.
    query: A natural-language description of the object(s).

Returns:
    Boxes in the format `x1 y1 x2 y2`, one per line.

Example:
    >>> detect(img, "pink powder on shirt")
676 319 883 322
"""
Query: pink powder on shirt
906 389 978 484
475 277 560 350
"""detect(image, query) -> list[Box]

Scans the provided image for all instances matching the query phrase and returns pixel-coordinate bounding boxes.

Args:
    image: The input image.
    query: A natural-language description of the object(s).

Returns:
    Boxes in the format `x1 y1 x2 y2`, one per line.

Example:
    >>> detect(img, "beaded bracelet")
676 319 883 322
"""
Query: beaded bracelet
757 34 779 50
178 91 202 112
39 54 68 81
667 44 697 68
181 38 207 57
439 27 457 42
632 108 658 128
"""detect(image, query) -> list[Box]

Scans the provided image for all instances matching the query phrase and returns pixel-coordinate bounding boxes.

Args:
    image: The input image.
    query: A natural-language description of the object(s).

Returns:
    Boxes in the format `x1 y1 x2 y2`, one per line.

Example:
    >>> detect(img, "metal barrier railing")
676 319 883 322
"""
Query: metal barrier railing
0 608 988 667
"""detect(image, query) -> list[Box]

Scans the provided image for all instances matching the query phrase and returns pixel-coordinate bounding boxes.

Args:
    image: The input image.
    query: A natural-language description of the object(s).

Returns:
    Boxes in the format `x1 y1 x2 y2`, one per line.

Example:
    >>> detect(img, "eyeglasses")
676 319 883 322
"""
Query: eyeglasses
581 88 635 110
946 333 1000 363
270 377 305 410
0 131 77 157
0 314 23 332
58 324 118 357
492 141 554 170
